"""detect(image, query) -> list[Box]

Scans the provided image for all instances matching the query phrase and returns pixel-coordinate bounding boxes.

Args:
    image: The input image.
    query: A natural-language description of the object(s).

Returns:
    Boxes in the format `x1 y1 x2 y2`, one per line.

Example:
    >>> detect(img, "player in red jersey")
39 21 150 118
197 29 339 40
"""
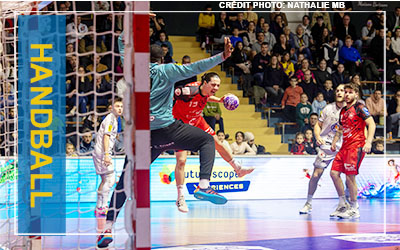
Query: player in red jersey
330 83 376 219
172 72 255 212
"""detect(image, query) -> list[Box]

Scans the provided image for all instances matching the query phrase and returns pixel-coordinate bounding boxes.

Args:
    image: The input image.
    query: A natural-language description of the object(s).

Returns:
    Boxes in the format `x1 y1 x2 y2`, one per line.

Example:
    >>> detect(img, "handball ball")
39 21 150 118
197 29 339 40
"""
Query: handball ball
223 94 239 111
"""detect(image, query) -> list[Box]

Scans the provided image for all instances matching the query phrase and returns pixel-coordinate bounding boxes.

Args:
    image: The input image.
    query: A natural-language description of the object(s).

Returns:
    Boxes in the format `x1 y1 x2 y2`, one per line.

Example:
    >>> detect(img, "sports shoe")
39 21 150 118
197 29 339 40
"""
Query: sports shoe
232 160 255 177
176 196 189 213
95 206 108 217
299 202 312 214
194 186 227 204
97 229 113 248
329 203 349 217
337 207 360 219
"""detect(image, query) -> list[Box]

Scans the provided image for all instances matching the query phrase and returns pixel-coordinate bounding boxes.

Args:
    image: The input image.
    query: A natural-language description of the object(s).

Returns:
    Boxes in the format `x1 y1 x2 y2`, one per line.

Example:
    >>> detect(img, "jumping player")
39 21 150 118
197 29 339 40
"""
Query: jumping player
330 83 376 219
97 38 233 248
93 98 123 217
299 84 346 215
173 72 255 213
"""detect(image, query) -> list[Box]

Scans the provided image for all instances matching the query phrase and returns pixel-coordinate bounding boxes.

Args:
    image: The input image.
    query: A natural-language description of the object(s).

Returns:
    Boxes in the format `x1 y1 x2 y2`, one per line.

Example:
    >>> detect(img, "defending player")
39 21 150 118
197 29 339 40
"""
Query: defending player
299 84 346 216
330 83 376 219
173 72 255 213
97 38 233 248
93 98 123 217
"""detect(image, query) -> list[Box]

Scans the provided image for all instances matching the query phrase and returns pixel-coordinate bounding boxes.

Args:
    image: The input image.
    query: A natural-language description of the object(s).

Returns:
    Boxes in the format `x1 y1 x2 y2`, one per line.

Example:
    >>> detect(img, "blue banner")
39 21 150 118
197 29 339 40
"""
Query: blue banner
18 15 66 234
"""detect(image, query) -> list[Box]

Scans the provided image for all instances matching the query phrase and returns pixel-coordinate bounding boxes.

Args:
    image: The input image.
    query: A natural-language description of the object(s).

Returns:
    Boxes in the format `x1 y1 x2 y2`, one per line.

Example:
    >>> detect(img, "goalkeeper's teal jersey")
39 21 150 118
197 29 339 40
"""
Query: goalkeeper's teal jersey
150 53 224 130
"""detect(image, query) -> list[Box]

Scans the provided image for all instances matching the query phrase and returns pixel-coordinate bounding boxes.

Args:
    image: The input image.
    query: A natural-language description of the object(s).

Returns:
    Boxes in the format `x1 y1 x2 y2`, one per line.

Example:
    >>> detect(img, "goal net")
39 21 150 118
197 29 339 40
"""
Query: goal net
0 1 149 249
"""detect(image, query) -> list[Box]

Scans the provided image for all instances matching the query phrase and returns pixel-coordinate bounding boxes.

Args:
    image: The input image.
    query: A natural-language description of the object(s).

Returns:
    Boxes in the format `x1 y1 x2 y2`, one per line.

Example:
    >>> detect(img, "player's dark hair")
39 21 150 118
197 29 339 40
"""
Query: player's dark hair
150 44 163 63
201 72 220 83
216 130 225 135
114 97 123 103
310 112 318 118
235 131 245 140
344 83 360 95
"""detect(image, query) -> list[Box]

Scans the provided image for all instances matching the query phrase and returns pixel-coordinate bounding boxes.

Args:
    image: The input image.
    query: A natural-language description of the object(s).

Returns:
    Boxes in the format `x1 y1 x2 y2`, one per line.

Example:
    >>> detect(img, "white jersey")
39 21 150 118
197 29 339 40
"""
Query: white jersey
318 102 343 151
93 113 119 157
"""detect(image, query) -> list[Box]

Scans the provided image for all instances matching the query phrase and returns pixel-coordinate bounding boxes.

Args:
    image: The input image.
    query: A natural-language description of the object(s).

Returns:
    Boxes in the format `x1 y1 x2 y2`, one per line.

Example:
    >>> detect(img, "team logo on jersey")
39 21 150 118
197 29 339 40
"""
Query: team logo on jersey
174 88 182 96
108 125 113 132
330 122 340 132
362 107 370 116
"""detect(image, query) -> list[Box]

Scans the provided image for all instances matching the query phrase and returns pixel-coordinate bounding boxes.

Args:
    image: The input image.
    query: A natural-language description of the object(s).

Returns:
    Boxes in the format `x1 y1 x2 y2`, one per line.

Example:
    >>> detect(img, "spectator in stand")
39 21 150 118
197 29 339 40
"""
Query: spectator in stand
339 35 361 76
321 80 335 103
67 66 92 115
294 25 313 63
252 32 266 55
230 131 256 155
283 26 296 49
79 26 107 66
203 99 224 133
231 41 251 74
161 44 174 63
244 132 257 153
273 34 291 56
156 31 173 57
312 92 327 115
270 14 285 41
282 77 303 122
361 19 376 47
335 14 362 53
387 7 400 33
232 12 249 38
216 130 232 155
79 129 95 155
214 12 231 45
300 15 313 43
365 89 385 124
296 93 312 129
387 90 400 138
311 16 327 52
270 7 288 27
262 23 277 49
174 56 197 88
323 36 339 72
313 59 332 89
304 129 317 155
299 69 318 101
243 21 257 51
391 28 400 58
197 5 215 50
296 58 315 81
350 73 366 100
331 63 348 88
244 3 258 24
386 37 400 82
81 113 100 133
150 27 157 45
66 55 77 76
264 55 285 106
86 55 110 82
294 53 305 71
252 42 270 88
369 29 384 70
281 51 295 78
66 15 88 44
66 143 78 157
311 8 332 32
256 16 266 33
230 28 244 47
372 140 384 155
92 75 112 110
368 8 384 30
66 43 74 54
291 132 306 155
150 13 164 37
301 112 318 134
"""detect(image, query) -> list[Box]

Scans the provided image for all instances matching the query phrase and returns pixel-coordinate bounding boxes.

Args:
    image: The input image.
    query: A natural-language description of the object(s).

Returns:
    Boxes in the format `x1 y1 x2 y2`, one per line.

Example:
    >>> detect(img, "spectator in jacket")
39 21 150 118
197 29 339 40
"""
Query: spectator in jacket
198 5 215 49
282 77 303 122
339 36 361 76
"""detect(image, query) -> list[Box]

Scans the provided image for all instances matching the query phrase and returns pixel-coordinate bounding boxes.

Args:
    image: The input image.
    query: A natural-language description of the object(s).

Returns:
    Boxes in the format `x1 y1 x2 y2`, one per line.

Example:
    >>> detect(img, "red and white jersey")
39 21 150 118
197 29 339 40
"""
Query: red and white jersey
318 103 343 151
172 82 209 126
339 102 370 148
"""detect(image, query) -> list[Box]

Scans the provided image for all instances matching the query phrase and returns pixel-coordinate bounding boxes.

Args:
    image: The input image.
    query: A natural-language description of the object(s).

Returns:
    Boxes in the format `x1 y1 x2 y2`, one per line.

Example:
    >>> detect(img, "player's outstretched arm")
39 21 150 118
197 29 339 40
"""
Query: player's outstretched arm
331 126 342 152
314 121 325 146
363 117 376 153
208 93 232 103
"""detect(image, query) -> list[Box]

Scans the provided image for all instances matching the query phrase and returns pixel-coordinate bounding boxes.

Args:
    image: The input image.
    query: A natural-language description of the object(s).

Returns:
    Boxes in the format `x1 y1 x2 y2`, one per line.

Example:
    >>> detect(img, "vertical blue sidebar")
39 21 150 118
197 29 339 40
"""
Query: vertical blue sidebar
18 15 66 234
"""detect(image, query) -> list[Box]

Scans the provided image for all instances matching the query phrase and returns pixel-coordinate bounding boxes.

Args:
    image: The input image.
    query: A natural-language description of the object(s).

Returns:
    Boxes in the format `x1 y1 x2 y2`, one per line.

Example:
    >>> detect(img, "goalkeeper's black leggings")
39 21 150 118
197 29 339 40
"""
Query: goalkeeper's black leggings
106 120 215 222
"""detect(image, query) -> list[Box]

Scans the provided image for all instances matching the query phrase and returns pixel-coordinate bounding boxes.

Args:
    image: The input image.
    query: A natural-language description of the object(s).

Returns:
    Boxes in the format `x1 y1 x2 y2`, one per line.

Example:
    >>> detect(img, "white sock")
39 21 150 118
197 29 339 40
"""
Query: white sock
339 195 347 206
105 220 113 231
307 195 313 204
199 179 210 189
350 200 358 209
177 185 184 198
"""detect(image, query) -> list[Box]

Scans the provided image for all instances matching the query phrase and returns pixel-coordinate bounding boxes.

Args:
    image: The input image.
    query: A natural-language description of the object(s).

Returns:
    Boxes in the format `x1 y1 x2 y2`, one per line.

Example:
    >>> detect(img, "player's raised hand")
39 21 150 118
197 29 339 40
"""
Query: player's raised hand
363 141 372 153
223 37 233 59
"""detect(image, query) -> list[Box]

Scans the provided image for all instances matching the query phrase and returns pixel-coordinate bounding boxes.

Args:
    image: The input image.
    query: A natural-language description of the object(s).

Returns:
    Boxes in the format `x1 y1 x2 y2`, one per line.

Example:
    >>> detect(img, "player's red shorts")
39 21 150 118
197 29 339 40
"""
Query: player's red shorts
331 147 365 175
